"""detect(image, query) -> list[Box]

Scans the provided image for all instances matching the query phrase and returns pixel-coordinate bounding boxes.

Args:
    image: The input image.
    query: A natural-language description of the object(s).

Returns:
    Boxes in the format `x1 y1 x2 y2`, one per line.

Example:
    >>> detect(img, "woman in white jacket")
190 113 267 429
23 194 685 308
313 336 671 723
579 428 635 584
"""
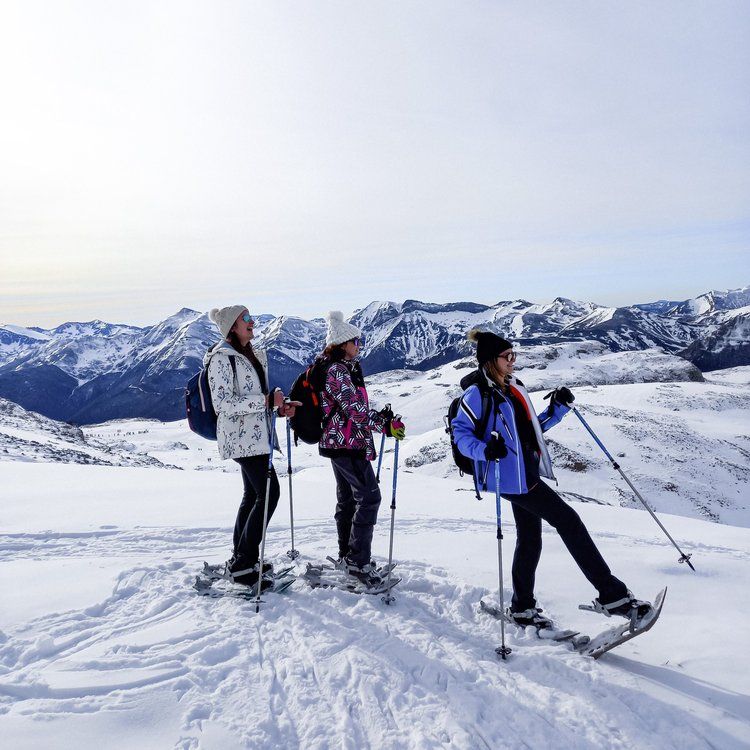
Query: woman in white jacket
206 305 295 586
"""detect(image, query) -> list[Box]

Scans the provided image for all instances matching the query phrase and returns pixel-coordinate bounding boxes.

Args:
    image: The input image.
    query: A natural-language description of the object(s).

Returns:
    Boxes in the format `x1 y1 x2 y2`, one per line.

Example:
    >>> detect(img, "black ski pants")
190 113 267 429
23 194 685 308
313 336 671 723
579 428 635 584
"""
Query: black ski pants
502 480 628 612
329 455 382 566
232 455 280 566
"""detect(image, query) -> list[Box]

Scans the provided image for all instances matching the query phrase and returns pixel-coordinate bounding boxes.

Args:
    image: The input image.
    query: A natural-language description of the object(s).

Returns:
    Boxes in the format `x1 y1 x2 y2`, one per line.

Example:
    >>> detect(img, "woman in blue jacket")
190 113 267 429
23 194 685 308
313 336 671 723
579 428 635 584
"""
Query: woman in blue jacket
452 329 652 627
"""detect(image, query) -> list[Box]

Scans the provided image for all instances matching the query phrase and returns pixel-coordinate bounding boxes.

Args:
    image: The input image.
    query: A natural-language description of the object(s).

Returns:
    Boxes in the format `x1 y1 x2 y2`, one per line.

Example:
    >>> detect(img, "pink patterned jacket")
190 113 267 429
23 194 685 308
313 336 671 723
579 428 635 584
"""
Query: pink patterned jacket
318 358 387 460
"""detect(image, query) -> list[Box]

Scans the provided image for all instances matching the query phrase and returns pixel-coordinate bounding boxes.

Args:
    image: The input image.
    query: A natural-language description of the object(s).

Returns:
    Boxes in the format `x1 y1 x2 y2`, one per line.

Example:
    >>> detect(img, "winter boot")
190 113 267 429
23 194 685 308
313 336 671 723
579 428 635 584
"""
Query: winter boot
596 591 653 628
508 607 554 629
342 557 384 588
229 559 272 585
227 552 273 570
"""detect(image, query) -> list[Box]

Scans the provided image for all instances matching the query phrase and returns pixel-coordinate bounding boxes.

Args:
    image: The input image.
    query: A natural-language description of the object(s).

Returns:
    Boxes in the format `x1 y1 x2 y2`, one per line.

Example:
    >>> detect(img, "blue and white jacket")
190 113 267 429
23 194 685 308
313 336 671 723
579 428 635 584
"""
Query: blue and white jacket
452 370 570 496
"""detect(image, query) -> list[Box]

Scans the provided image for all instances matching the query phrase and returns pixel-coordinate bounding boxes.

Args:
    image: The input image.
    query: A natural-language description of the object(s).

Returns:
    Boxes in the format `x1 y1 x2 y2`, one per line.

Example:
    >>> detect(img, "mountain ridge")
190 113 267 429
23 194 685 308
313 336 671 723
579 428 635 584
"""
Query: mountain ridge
0 285 746 424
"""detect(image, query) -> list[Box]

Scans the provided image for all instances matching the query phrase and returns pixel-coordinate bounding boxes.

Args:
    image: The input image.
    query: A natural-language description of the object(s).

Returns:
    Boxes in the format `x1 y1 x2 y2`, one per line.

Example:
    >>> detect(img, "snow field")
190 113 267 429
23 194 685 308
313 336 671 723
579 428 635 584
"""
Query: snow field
1 460 749 749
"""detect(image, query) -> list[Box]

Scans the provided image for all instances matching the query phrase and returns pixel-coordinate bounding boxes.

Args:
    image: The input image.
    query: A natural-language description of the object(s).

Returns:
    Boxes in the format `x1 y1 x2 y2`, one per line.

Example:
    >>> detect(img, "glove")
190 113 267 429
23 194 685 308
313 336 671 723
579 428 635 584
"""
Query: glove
484 433 507 461
267 388 285 410
379 404 394 422
388 417 405 441
544 386 575 407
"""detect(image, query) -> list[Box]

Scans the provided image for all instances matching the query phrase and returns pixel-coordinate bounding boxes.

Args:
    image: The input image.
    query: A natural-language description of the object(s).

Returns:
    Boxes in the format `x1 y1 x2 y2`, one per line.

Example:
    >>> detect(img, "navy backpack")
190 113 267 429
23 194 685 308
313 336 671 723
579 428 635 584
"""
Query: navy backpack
185 356 237 440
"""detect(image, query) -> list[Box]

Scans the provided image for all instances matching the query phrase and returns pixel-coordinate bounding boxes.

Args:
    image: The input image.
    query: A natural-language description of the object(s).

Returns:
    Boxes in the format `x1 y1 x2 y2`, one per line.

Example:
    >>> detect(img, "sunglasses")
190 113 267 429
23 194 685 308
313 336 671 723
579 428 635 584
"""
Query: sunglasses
351 336 365 347
241 313 253 323
497 351 517 363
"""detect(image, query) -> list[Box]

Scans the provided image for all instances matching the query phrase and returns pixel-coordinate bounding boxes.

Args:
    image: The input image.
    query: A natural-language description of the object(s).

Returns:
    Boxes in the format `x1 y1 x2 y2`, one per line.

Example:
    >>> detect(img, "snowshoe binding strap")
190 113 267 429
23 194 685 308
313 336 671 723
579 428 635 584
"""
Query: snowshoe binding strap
580 592 653 632
598 595 631 617
507 607 554 628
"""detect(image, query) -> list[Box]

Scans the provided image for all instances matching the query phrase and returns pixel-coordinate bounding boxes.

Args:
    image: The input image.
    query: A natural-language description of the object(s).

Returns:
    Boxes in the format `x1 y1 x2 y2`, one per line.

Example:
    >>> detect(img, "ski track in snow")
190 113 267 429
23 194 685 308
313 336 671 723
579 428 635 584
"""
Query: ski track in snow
1 522 747 750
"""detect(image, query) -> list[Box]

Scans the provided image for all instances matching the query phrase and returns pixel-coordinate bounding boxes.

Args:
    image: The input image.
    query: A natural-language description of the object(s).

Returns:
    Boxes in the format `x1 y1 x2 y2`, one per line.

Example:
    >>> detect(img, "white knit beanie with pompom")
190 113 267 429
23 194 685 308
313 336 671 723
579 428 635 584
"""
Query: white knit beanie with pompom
209 305 246 339
325 311 362 347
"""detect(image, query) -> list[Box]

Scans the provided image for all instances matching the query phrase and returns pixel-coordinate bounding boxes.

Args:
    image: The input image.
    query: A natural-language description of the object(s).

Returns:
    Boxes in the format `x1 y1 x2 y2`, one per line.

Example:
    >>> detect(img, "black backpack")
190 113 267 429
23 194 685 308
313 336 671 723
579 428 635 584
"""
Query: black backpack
445 369 493 479
288 359 336 445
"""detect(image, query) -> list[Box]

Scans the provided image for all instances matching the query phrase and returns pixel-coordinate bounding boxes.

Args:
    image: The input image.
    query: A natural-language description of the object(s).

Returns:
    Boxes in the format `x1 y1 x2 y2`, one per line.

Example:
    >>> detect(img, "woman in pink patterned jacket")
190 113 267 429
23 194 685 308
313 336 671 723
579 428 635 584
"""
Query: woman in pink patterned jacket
317 311 405 586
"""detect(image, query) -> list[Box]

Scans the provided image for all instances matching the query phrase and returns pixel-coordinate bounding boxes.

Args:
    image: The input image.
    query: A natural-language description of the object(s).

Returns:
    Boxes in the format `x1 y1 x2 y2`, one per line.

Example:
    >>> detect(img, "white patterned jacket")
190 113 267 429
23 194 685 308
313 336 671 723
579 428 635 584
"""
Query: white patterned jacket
204 340 271 460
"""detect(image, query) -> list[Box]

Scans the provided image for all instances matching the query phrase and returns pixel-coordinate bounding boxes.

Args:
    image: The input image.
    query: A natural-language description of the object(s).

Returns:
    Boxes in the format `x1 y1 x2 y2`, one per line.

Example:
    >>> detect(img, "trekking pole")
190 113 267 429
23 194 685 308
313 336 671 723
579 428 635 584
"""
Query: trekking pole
255 411 277 613
285 419 299 560
381 437 400 605
376 432 386 483
572 406 695 571
493 433 512 660
376 404 390 483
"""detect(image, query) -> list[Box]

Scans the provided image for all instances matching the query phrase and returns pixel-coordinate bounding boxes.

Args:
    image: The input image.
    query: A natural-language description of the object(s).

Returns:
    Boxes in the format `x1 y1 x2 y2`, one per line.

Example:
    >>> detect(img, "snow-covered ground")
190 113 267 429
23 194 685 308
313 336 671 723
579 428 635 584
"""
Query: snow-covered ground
1 364 749 748
1 462 749 749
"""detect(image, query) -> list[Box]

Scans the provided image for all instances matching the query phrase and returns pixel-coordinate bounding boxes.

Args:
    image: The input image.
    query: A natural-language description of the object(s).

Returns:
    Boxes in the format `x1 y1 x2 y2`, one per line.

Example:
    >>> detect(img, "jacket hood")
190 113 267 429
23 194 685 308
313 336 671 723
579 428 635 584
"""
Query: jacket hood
202 339 233 367
459 368 483 391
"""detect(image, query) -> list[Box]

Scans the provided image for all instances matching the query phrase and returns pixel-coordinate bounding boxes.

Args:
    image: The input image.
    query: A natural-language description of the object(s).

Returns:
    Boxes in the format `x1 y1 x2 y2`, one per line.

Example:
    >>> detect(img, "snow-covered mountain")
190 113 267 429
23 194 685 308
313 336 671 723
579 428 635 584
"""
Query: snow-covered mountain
0 324 51 363
254 314 327 391
679 310 750 371
666 285 750 318
0 398 177 468
0 285 746 424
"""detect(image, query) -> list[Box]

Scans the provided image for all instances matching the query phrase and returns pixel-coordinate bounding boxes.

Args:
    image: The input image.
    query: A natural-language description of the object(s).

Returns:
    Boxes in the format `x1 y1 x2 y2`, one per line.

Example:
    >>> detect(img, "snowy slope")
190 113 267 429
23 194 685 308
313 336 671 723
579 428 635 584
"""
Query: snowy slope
3 356 743 526
84 419 236 472
1 358 748 746
1 460 749 749
76 355 747 527
0 399 177 468
376 364 749 526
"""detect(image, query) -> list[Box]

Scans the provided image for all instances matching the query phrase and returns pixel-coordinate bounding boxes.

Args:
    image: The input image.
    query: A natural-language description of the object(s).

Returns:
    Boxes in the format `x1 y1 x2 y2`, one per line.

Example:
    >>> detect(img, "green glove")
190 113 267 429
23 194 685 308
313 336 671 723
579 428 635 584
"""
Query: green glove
388 417 405 441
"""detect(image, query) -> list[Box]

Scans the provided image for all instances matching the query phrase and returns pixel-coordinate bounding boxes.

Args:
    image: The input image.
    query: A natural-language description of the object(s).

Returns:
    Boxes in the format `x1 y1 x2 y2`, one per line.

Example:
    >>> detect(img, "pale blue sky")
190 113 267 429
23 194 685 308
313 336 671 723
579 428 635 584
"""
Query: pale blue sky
0 1 748 327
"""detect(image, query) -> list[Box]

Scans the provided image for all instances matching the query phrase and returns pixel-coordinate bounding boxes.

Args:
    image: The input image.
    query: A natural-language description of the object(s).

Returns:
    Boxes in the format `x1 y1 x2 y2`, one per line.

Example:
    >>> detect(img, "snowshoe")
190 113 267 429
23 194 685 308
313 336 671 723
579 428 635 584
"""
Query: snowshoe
326 555 396 578
480 600 590 648
194 575 278 598
577 588 667 659
303 562 400 596
581 590 654 631
199 561 289 585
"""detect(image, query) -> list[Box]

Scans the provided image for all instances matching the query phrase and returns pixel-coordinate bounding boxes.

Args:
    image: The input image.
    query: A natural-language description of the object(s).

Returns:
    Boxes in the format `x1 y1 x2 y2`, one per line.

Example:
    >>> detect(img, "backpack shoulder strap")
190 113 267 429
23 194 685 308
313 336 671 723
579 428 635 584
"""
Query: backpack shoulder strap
206 349 237 378
226 354 238 392
477 390 492 436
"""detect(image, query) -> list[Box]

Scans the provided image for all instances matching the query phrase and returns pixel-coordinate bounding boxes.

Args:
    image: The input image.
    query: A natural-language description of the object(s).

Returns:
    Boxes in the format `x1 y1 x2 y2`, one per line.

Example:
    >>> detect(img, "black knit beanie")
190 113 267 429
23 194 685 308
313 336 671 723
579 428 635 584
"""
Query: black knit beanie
467 329 513 366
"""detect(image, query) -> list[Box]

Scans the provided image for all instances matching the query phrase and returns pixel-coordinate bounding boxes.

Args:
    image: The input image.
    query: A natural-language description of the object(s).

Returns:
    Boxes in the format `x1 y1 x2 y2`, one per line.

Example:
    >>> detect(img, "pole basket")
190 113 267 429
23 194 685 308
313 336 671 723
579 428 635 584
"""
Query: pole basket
494 645 512 660
679 553 695 570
